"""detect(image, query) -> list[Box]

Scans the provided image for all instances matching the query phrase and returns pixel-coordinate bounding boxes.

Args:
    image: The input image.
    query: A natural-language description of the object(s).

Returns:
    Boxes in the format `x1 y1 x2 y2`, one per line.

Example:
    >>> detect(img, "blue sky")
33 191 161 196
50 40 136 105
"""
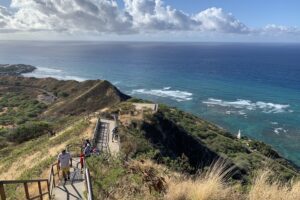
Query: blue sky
1 0 300 41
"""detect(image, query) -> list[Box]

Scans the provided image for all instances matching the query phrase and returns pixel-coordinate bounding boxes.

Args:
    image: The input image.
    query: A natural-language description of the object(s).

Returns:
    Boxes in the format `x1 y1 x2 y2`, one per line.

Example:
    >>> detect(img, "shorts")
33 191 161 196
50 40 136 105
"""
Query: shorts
61 166 70 174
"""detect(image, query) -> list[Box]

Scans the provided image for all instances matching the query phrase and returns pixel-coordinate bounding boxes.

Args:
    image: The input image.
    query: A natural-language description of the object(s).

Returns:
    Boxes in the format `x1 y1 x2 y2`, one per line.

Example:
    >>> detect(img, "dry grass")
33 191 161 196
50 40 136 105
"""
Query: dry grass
165 161 300 200
0 152 42 180
249 170 300 200
165 160 238 200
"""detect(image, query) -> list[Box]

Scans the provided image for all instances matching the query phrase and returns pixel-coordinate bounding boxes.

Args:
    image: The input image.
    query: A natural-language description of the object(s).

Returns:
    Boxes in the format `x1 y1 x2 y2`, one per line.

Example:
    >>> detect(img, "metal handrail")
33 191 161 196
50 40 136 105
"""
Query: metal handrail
106 126 111 155
65 142 95 200
92 118 100 147
84 166 94 200
48 163 59 198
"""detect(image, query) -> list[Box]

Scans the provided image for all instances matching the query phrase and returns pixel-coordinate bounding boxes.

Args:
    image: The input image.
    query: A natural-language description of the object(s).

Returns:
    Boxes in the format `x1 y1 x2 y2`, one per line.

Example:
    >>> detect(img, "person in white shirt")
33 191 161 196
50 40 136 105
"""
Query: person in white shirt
57 149 72 182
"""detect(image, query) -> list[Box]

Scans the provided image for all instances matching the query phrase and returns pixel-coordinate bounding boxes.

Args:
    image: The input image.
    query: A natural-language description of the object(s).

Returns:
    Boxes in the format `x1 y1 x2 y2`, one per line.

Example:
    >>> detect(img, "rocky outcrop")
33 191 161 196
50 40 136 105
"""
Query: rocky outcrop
0 64 36 76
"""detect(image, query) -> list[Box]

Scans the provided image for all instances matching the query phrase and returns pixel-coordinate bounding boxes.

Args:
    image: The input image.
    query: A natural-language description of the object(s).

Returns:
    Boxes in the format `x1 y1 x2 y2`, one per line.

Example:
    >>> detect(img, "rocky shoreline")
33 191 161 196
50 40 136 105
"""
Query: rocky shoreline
0 64 36 76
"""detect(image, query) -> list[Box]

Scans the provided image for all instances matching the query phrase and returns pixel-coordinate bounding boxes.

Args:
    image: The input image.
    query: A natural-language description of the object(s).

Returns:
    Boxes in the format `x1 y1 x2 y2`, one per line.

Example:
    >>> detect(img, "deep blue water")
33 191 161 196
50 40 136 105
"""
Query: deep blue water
0 41 299 166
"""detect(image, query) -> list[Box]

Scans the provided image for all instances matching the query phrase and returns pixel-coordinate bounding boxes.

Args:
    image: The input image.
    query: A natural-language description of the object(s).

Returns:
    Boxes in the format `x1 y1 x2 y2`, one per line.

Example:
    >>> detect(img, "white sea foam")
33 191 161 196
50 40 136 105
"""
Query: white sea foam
113 81 121 85
132 87 193 102
274 128 288 135
36 67 62 73
23 66 87 82
203 98 291 114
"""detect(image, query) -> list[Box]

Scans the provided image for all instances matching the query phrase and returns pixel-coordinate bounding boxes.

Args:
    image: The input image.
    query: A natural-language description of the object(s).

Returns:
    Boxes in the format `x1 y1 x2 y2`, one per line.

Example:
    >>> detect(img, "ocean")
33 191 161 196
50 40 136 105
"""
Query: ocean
0 41 299 166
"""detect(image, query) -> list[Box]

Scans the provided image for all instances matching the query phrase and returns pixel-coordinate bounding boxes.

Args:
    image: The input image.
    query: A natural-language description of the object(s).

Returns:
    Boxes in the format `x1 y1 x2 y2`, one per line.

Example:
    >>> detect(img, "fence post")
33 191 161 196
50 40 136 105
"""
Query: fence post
52 168 56 187
0 182 6 200
46 180 51 199
24 182 30 200
38 181 43 200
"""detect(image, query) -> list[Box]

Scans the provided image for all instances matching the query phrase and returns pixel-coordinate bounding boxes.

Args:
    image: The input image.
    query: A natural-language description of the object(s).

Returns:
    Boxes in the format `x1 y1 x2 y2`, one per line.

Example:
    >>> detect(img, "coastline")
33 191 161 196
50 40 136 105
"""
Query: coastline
1 64 299 169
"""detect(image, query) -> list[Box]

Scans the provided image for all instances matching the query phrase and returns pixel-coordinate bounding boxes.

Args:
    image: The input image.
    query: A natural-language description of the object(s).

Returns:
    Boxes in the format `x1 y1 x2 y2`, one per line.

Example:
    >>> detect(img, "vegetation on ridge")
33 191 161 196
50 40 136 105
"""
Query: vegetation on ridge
86 99 299 199
0 75 299 200
0 64 36 76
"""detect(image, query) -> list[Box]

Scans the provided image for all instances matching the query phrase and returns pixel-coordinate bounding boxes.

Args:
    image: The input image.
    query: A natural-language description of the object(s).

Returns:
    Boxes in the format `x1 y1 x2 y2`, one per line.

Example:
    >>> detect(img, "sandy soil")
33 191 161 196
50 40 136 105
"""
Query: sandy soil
0 152 42 180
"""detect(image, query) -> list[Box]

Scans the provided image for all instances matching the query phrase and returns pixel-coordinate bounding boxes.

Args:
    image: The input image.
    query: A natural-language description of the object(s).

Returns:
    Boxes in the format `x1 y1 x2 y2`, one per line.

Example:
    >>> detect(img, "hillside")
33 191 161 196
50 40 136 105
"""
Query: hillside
107 101 299 179
0 76 129 149
86 100 299 199
0 76 129 115
0 77 299 199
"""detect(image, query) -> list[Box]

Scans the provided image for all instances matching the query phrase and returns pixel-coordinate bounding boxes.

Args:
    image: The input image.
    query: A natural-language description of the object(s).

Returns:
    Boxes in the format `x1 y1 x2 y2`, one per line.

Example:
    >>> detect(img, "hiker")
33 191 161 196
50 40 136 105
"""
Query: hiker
83 139 91 148
57 149 72 182
80 151 84 170
79 139 92 169
112 127 119 142
84 140 92 158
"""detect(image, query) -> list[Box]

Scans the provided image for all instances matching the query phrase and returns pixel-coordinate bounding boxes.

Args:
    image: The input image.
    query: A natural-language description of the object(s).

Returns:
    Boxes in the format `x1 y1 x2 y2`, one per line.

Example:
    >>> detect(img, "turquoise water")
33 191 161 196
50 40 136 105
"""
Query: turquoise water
0 41 299 166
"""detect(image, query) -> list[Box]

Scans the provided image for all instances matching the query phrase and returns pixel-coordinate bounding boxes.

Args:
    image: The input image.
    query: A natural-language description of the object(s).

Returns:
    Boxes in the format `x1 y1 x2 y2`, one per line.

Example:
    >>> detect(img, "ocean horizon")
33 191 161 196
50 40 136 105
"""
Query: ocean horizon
0 41 299 166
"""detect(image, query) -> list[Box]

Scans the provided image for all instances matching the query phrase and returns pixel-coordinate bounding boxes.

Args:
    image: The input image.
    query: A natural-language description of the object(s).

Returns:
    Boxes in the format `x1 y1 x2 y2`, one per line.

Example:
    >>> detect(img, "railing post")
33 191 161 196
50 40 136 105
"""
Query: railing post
24 182 30 200
52 168 56 187
38 181 43 200
0 182 6 200
46 180 51 199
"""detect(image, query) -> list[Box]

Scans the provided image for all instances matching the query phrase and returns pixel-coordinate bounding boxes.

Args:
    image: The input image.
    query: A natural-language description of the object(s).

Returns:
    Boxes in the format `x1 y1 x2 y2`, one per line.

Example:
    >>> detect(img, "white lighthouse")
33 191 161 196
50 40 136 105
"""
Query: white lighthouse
237 130 241 139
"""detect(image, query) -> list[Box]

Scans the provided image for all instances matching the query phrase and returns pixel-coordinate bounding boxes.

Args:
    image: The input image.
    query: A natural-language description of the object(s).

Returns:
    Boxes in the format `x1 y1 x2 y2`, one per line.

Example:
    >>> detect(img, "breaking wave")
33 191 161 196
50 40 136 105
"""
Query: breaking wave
24 66 87 82
203 98 291 113
132 87 193 102
274 127 288 135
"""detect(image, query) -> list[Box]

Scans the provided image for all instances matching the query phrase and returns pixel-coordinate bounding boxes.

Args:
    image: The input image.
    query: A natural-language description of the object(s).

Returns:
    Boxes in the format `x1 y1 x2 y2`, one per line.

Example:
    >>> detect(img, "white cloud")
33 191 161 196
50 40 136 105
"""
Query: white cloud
262 24 300 35
0 0 299 39
0 6 12 31
8 0 132 33
193 7 249 33
0 0 250 35
124 0 198 31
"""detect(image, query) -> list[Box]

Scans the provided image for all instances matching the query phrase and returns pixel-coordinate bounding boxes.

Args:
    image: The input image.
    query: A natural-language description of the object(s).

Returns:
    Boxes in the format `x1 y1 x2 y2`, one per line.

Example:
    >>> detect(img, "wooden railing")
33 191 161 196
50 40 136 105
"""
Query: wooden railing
0 163 59 200
0 119 98 200
48 163 59 198
0 179 50 200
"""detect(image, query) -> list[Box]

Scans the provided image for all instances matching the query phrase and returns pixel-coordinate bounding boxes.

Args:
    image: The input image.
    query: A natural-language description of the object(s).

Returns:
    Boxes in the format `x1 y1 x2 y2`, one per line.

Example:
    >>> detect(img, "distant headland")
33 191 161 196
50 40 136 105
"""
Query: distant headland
0 64 36 76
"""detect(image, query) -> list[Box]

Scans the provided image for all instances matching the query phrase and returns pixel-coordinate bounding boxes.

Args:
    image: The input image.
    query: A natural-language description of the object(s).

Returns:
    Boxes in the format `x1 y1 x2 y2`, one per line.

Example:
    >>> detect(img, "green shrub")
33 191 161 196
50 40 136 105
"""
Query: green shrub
248 141 280 158
58 92 69 98
7 121 53 143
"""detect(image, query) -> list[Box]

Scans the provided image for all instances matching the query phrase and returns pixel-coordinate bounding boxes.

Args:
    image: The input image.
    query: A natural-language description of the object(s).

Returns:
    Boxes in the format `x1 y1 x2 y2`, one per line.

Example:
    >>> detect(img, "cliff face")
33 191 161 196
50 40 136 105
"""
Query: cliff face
142 113 219 167
140 112 248 180
113 102 299 183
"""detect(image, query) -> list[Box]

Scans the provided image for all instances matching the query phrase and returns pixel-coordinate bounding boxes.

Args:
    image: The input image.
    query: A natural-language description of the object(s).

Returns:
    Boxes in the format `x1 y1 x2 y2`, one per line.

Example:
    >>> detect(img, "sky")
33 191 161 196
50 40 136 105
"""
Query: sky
0 0 300 42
